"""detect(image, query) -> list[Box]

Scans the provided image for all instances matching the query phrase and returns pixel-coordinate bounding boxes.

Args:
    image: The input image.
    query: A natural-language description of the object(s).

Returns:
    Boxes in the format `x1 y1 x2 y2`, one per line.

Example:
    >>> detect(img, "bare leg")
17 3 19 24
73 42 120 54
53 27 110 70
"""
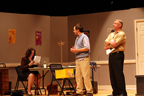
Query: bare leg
27 73 35 94
35 74 41 93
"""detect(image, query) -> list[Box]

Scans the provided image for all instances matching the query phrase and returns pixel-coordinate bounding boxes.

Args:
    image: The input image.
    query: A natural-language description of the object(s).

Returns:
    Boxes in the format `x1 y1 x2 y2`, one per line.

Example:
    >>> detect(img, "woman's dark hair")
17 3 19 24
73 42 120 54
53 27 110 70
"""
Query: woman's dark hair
74 23 83 32
25 47 36 59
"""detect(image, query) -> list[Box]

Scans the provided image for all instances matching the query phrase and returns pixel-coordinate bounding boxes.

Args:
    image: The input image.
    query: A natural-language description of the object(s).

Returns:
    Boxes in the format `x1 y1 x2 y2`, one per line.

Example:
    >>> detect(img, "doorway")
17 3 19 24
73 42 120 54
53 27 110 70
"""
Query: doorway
135 19 144 75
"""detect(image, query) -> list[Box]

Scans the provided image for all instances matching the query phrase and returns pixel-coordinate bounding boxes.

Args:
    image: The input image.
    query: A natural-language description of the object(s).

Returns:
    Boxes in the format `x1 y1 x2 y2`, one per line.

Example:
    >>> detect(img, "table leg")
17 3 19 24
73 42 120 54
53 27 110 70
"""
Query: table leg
92 68 96 94
42 70 46 95
36 74 42 95
41 70 49 95
42 70 44 89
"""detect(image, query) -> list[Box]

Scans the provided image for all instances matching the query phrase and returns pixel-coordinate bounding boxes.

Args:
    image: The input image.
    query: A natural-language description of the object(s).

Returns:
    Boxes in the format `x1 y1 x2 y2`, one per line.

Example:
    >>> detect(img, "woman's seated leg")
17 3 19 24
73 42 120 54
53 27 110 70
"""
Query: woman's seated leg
27 73 35 94
35 73 41 94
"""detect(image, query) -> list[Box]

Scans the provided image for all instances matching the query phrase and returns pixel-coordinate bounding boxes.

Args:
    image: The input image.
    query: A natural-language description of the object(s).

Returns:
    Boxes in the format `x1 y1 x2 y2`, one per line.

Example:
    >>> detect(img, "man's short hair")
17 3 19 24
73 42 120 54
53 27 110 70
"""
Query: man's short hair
74 23 83 32
115 19 123 28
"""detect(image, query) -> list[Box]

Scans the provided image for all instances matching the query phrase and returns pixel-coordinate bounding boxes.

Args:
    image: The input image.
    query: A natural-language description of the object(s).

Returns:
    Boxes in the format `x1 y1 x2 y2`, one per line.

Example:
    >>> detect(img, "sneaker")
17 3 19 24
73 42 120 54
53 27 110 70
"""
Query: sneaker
86 93 93 96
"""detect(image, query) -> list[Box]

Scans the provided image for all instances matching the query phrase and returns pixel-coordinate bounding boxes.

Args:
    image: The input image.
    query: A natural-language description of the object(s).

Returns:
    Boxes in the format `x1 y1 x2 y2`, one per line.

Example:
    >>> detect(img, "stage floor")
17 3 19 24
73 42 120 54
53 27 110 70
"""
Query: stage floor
8 90 136 96
94 90 136 96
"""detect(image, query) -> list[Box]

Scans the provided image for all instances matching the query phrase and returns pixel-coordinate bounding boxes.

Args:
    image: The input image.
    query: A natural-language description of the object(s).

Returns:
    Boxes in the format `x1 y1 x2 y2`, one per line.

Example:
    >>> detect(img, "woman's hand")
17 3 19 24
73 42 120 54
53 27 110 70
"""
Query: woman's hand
37 63 40 67
29 61 34 66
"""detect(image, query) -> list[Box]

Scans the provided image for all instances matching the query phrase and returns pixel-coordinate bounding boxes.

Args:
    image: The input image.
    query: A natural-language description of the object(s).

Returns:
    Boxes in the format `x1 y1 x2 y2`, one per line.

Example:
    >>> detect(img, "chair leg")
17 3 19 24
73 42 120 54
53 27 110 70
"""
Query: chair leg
45 89 46 95
21 81 28 94
15 78 19 90
56 79 65 96
68 79 76 92
61 79 66 93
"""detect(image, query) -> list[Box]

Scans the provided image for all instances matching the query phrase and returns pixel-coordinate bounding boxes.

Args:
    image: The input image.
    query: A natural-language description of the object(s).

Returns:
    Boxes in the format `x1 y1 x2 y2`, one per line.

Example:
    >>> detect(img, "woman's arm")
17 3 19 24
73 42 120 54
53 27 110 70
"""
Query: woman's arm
21 57 34 71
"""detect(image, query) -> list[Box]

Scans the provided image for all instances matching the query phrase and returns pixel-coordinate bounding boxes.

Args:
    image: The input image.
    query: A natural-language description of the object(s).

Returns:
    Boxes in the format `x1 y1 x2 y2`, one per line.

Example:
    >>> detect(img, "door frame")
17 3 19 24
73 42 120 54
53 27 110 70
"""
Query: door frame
135 19 144 75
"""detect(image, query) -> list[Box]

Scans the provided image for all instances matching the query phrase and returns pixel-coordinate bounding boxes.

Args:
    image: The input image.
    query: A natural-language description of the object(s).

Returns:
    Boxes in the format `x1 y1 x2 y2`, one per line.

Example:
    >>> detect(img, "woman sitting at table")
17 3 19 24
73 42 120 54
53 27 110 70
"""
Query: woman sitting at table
21 47 41 95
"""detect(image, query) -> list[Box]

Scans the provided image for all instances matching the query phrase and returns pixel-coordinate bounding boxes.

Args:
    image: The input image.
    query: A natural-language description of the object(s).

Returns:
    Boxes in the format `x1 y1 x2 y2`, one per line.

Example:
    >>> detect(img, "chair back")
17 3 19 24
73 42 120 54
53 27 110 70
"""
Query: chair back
15 66 28 93
15 66 27 81
49 64 63 72
15 66 21 75
49 64 63 79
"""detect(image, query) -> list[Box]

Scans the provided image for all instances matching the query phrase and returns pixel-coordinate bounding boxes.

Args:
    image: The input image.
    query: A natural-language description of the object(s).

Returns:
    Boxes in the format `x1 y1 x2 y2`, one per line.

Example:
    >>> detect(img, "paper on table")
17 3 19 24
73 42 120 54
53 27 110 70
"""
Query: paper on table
33 56 41 64
106 48 115 55
68 66 76 67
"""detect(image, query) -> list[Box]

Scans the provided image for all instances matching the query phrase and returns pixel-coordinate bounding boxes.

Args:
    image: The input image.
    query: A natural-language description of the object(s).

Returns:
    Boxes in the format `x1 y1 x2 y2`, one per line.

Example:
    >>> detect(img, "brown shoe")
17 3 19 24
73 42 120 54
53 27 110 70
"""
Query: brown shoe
86 93 93 96
71 93 83 96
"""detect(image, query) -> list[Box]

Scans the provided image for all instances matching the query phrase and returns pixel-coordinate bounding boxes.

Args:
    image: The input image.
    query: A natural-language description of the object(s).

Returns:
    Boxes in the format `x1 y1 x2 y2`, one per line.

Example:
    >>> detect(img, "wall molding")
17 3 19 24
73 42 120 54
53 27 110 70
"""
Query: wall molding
6 63 21 68
98 85 136 90
5 59 136 68
94 59 136 65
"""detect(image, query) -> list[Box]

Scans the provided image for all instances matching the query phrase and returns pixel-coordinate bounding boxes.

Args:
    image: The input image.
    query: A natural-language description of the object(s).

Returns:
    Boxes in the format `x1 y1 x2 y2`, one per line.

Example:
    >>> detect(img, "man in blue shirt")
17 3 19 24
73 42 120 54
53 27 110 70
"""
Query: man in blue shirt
70 23 93 96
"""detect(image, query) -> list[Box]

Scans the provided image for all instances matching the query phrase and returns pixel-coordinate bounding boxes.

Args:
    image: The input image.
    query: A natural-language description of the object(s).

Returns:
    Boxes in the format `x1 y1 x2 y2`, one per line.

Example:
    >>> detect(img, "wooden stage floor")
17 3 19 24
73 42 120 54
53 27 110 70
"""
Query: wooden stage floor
13 90 136 96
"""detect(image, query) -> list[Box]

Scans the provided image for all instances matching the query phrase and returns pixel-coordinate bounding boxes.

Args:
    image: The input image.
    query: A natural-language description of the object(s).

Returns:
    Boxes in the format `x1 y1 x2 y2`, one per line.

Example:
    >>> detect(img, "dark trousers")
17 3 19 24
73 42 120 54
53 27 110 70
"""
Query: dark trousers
109 52 127 95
